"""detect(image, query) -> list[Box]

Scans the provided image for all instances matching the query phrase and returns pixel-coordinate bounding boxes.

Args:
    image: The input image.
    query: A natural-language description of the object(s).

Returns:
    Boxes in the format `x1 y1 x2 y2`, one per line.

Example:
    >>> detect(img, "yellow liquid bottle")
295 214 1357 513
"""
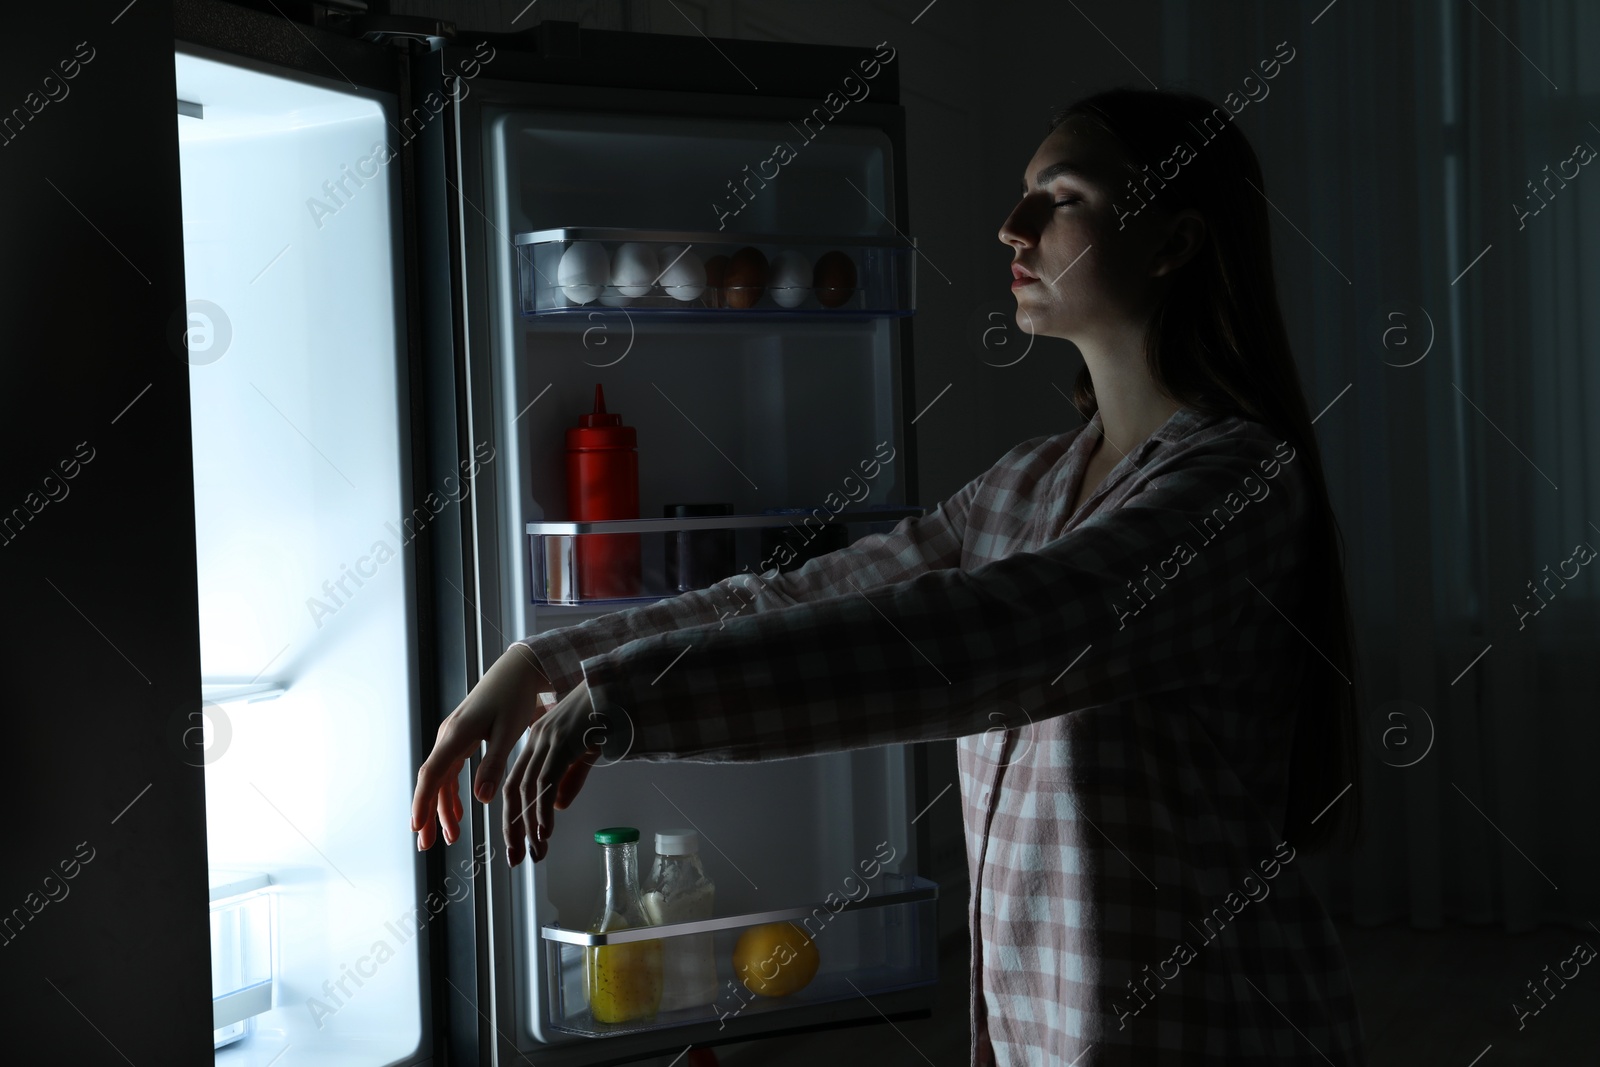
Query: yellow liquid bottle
585 827 663 1024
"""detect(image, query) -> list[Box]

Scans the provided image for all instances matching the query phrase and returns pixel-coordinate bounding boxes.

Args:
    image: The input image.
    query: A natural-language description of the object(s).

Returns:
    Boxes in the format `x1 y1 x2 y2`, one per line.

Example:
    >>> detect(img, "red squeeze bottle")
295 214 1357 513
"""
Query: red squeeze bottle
565 384 640 600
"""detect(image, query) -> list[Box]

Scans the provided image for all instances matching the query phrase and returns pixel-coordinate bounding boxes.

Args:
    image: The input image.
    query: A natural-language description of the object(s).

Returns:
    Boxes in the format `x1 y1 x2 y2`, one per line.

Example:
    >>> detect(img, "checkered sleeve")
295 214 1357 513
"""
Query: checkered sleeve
580 425 1310 763
513 464 988 698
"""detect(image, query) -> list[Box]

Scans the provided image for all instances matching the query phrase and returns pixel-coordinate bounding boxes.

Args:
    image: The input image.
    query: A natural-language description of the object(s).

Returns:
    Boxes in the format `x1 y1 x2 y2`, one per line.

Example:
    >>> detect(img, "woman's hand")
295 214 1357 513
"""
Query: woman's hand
410 646 597 861
500 678 605 865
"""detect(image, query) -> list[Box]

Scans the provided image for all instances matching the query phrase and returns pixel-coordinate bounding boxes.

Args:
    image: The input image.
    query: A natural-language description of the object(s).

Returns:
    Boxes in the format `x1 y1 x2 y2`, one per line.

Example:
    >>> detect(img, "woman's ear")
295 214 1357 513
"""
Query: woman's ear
1150 209 1207 278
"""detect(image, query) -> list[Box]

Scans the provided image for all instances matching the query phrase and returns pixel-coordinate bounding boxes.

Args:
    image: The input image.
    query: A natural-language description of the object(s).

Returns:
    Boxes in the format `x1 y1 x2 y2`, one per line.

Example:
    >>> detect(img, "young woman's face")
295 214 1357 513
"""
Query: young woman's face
999 118 1186 341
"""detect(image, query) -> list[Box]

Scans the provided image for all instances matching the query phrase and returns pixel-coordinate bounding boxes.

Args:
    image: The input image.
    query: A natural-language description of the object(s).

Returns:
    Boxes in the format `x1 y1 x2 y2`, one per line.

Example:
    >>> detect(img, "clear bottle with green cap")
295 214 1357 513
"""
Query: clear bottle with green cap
585 826 663 1023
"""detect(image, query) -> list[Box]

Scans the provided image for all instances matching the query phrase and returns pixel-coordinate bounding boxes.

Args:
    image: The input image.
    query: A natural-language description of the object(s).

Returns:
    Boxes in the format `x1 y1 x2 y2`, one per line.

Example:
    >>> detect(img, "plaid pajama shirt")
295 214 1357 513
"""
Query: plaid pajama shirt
518 405 1368 1065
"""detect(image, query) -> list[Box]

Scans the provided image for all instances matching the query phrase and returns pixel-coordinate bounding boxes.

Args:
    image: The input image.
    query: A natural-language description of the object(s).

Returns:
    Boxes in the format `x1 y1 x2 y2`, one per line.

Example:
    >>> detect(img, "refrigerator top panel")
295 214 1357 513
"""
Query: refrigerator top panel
174 49 377 140
494 108 895 238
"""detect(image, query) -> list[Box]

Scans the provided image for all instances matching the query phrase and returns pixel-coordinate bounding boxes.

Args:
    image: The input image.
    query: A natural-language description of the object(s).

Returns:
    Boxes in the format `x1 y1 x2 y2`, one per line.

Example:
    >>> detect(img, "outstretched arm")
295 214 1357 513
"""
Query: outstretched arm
578 428 1310 764
413 451 996 859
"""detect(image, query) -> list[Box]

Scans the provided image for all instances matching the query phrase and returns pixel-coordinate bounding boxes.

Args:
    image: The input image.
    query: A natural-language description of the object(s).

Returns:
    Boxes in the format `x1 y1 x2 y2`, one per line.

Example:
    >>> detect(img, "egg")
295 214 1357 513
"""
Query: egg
558 241 609 304
813 250 857 308
611 242 659 297
703 254 731 309
658 244 707 302
598 285 634 307
769 250 812 308
726 246 768 309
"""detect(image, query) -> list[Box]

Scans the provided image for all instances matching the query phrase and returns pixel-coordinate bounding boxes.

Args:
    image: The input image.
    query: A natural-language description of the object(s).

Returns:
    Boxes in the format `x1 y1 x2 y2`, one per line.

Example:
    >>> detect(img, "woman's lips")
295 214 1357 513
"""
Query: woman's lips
1011 276 1039 289
1011 263 1039 289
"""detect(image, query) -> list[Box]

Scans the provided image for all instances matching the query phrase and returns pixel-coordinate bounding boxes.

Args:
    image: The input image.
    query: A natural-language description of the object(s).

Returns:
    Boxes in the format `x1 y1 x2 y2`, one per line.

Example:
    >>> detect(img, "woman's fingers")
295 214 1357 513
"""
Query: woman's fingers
437 787 457 846
473 689 553 806
553 748 599 810
502 732 539 866
412 717 476 840
470 701 528 806
430 756 464 846
532 735 585 862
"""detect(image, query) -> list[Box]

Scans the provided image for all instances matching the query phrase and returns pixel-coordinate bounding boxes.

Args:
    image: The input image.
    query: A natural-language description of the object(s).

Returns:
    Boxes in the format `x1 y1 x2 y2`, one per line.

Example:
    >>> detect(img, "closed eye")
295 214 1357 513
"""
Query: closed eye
1055 198 1082 208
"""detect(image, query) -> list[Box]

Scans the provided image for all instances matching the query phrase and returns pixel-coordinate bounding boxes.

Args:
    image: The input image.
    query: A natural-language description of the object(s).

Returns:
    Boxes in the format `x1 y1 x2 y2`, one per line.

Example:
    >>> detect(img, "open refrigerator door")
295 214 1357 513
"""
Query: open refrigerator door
177 44 428 1065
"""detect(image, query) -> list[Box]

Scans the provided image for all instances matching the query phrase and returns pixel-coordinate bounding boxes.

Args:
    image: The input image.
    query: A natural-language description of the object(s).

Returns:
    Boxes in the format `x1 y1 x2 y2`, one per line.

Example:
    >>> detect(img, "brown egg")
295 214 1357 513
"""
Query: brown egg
725 246 768 309
813 250 857 308
703 254 730 308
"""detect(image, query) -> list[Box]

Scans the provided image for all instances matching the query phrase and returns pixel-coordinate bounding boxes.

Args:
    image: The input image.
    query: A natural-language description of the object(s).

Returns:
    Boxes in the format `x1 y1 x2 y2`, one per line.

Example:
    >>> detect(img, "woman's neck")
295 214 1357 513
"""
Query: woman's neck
1084 358 1183 460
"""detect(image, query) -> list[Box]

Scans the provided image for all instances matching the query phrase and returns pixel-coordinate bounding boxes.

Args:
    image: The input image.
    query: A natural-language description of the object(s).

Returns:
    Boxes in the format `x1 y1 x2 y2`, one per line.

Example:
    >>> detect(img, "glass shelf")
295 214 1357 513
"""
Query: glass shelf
539 873 938 1039
199 681 287 707
514 227 915 319
526 507 923 606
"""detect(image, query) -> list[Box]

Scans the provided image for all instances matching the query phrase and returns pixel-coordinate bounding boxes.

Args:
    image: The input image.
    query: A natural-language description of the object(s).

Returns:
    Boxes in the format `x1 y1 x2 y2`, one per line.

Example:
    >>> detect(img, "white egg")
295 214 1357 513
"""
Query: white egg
558 241 609 304
657 244 706 301
611 242 660 297
769 250 812 308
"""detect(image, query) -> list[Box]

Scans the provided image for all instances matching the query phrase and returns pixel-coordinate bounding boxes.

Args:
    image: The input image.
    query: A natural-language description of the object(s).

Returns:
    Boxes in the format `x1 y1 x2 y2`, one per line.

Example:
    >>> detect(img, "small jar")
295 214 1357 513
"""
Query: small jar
664 503 735 592
641 829 719 1012
586 827 663 1024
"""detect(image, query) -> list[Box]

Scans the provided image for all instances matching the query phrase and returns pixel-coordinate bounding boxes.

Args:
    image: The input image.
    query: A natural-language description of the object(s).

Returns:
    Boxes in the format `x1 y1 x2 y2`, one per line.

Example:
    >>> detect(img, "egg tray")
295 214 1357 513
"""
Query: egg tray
513 227 916 318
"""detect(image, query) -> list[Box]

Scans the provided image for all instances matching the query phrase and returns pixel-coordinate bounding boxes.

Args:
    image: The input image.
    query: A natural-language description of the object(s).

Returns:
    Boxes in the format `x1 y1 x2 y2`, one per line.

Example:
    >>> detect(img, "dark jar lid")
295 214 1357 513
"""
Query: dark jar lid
664 503 732 518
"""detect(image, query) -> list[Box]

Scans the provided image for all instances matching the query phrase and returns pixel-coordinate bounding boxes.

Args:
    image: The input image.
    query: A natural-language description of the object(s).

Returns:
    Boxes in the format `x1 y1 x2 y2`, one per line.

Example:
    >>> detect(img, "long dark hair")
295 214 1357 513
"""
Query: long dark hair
1050 88 1362 855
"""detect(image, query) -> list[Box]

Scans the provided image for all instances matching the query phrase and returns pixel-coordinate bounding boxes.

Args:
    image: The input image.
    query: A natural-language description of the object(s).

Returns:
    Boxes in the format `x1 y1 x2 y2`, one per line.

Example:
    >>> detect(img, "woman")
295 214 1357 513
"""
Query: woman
412 87 1368 1065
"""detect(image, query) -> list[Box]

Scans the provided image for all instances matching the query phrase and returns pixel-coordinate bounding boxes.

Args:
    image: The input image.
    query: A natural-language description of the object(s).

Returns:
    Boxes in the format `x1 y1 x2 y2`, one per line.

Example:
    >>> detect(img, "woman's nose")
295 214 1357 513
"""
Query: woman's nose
998 202 1035 250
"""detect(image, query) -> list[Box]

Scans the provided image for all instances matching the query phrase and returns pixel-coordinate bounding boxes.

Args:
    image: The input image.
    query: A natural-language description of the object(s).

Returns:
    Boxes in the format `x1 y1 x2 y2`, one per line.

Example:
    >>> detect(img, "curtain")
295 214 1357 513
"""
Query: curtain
1162 0 1600 932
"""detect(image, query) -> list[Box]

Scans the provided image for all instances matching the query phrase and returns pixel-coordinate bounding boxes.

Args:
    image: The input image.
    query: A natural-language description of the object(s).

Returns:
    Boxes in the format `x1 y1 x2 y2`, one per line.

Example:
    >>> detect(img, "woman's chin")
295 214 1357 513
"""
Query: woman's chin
1011 303 1054 336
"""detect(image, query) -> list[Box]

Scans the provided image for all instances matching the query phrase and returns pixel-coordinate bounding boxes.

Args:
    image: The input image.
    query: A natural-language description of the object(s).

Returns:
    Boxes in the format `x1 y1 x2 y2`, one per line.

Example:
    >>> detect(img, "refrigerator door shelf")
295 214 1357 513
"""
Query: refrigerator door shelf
213 978 272 1032
539 873 938 1039
208 871 275 1045
541 873 935 945
527 508 925 606
526 507 924 536
514 228 915 318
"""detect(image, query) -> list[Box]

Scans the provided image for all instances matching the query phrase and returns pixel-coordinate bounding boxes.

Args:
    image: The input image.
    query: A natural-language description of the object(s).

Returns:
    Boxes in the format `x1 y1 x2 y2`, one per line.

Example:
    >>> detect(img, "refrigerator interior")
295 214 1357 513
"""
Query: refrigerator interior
474 103 931 1045
176 50 424 1065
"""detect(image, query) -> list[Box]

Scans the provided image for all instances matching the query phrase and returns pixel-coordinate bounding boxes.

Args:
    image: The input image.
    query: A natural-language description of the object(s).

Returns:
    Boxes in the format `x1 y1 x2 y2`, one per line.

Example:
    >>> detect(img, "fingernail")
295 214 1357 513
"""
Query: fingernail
416 833 424 851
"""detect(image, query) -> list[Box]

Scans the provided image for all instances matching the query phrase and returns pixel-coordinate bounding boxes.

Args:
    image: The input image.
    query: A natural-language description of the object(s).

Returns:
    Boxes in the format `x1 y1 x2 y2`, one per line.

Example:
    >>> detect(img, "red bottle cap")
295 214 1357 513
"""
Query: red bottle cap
566 384 636 449
579 384 621 427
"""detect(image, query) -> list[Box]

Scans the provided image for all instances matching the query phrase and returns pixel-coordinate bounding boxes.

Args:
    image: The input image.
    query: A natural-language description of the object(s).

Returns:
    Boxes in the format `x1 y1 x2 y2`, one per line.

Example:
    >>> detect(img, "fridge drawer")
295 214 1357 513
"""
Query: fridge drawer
539 873 938 1039
513 228 915 318
526 508 923 605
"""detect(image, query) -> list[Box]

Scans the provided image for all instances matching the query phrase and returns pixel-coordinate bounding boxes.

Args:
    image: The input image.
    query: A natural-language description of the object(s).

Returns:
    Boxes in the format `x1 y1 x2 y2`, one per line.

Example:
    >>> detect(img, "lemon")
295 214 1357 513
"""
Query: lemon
732 921 819 997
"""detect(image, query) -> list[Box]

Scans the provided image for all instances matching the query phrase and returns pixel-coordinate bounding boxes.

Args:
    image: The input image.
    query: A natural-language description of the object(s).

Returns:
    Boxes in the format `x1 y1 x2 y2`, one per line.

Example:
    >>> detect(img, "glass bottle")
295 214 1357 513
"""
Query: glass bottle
585 827 663 1024
642 828 719 1012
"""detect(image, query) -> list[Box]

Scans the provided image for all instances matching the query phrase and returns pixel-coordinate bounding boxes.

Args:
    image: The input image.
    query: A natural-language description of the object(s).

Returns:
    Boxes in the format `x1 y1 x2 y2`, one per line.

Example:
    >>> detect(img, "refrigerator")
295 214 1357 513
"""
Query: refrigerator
156 5 940 1065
